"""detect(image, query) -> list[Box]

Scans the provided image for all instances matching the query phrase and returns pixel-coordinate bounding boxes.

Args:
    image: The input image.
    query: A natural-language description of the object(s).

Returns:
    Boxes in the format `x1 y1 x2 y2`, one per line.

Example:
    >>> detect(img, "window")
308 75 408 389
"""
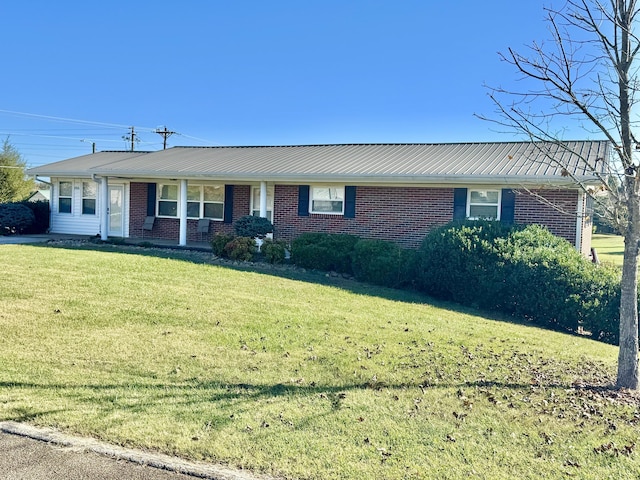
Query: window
310 186 344 214
58 181 72 214
158 184 178 217
250 186 274 222
467 189 501 220
82 181 97 215
187 185 224 219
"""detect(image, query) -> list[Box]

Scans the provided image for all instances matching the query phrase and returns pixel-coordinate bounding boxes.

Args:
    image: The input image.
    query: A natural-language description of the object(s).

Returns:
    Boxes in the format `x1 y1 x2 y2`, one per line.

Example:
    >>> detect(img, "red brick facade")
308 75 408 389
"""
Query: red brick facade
274 185 453 249
129 182 588 251
129 183 249 243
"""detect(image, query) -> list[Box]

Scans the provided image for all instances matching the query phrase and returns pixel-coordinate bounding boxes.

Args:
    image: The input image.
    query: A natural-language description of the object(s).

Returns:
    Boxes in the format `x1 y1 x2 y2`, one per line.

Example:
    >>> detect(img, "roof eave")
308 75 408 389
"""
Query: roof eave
32 169 599 187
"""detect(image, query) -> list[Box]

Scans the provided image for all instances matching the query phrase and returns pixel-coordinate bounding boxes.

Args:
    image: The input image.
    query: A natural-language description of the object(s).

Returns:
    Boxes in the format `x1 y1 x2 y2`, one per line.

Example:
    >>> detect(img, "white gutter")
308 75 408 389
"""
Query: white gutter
35 176 52 186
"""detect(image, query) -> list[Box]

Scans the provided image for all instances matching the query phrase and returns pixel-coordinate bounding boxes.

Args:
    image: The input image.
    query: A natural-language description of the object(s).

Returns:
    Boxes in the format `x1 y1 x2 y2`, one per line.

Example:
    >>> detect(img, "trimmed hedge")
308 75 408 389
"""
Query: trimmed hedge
291 233 360 273
417 221 623 343
351 239 418 288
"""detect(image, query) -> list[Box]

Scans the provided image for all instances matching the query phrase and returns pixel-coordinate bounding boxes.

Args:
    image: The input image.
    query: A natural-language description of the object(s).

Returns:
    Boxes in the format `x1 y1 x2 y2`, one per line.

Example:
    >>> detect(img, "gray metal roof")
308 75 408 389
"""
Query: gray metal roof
27 141 609 186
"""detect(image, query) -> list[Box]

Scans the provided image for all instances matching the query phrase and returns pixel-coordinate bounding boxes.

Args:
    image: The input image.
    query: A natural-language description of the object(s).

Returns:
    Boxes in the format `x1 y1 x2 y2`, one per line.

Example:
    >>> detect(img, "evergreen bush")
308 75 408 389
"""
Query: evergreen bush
262 239 288 264
211 232 235 257
291 233 359 273
0 203 35 234
18 200 49 234
418 221 623 343
351 239 418 288
234 215 274 239
224 236 257 261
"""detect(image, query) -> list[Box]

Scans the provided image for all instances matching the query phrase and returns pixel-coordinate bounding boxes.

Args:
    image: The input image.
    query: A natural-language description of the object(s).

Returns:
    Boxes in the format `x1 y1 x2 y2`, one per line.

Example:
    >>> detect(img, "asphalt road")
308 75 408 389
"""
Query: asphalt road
0 422 274 480
0 431 196 480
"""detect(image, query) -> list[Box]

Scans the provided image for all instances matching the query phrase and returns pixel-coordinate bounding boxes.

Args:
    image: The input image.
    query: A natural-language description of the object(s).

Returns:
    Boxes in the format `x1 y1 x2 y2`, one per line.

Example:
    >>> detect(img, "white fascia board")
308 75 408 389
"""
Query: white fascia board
36 170 600 188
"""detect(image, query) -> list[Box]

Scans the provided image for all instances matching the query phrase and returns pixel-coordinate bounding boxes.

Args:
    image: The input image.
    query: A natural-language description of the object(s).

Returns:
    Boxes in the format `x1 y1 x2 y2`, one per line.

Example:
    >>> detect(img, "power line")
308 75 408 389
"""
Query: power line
0 109 159 133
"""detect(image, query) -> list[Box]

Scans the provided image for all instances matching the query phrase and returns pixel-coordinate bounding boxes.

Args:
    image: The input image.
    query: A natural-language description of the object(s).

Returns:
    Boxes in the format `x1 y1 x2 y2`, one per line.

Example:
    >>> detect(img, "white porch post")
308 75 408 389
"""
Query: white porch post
259 181 268 218
100 176 109 241
179 179 188 246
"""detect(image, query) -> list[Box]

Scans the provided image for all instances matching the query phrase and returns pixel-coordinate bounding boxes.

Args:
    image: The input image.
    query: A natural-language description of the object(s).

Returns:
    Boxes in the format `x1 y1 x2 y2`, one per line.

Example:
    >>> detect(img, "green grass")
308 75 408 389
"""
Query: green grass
1 243 639 479
592 233 624 266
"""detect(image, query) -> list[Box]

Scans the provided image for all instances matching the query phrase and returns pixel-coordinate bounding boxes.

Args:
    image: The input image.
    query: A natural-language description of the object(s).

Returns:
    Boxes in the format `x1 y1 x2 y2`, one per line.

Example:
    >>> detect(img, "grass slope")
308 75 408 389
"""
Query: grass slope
1 243 639 479
592 234 624 266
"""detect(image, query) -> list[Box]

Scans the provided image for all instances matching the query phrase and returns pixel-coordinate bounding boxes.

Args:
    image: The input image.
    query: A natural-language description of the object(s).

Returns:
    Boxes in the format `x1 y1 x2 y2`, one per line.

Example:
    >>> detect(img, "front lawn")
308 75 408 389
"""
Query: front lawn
0 243 638 479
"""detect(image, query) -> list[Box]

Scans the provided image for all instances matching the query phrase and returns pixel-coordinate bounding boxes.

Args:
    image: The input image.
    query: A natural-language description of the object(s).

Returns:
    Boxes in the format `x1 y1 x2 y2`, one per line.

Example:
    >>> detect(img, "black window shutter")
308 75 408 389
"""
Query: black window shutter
147 183 157 216
224 185 234 224
344 186 356 218
500 189 516 224
453 188 467 220
298 185 310 216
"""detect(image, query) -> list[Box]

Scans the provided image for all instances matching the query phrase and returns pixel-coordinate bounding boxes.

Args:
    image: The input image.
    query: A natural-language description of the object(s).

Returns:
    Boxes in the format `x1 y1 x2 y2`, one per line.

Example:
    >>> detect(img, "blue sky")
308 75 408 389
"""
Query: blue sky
1 1 568 168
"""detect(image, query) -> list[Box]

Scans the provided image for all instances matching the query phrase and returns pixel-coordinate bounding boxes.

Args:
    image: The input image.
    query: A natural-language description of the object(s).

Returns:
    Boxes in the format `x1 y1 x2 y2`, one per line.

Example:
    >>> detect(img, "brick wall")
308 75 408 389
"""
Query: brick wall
129 183 250 243
130 182 587 251
274 185 454 249
513 189 580 246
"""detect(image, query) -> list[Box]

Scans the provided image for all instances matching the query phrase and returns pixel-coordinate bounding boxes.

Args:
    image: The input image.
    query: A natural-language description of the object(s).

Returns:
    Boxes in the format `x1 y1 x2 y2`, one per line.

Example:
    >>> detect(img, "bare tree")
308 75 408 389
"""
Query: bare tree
482 0 639 389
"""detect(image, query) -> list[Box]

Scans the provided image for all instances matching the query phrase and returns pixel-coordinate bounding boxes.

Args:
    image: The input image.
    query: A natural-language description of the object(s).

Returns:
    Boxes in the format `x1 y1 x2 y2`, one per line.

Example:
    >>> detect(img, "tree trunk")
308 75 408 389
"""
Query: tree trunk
617 195 640 389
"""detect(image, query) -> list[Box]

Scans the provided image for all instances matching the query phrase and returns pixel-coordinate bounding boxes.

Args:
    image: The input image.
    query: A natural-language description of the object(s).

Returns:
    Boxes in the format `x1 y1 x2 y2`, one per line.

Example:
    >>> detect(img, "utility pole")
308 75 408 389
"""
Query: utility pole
122 127 137 151
155 126 176 150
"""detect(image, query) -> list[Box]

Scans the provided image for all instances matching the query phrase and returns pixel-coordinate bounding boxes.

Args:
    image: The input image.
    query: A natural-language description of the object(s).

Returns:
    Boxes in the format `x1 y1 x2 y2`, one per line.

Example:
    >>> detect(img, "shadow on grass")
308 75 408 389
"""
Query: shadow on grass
0 376 621 427
27 241 543 332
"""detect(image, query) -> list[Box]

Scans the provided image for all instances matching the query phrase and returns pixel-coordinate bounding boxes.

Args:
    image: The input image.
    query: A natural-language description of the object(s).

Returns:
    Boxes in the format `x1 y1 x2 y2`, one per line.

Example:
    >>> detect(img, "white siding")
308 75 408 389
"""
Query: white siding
50 178 101 235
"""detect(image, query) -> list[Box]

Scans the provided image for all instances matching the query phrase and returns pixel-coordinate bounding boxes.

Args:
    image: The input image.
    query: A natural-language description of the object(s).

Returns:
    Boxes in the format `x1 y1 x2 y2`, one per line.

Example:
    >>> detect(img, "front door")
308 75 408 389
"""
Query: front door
108 185 124 237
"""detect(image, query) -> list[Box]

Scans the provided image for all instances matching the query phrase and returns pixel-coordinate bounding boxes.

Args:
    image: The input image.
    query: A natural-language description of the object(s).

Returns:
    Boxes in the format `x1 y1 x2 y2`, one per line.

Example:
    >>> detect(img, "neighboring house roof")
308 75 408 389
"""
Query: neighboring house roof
27 190 50 202
27 141 609 186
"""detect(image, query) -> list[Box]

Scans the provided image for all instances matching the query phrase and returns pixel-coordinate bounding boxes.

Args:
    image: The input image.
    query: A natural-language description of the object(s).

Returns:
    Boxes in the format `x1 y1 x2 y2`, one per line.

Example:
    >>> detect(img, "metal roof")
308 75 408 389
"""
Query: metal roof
27 141 609 186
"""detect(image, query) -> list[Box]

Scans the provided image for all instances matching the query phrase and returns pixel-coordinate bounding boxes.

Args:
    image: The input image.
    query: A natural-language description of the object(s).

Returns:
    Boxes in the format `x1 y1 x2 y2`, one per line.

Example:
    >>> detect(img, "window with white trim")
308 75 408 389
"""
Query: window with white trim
58 181 72 214
82 181 97 215
250 186 274 222
467 189 501 220
158 184 178 217
188 185 224 219
310 186 345 214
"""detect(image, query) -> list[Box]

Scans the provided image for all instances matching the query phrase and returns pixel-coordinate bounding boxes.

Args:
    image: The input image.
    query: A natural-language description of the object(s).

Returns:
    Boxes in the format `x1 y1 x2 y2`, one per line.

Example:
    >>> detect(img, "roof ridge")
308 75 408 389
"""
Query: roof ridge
170 140 608 150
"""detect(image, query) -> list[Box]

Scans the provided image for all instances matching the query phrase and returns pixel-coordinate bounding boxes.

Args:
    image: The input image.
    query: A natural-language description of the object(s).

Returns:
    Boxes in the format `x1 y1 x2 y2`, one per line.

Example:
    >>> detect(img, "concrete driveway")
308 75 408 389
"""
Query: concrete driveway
0 234 55 245
0 422 274 480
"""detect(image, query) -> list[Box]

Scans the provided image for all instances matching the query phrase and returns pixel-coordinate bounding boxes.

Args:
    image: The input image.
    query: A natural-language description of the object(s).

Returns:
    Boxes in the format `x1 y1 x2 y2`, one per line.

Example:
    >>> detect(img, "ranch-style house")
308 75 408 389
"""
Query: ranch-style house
27 141 608 254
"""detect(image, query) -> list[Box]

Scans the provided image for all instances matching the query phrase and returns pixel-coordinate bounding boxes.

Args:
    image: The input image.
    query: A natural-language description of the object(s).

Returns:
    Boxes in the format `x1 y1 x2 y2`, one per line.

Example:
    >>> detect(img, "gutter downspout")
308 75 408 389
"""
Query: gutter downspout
575 190 584 254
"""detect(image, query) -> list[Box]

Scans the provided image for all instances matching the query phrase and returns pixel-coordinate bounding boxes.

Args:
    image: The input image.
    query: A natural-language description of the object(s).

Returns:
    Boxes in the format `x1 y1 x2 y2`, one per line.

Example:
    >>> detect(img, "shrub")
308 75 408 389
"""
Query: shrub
211 232 235 257
417 220 623 343
0 203 35 234
417 220 514 306
234 215 274 239
19 200 49 234
224 236 257 261
262 239 288 264
351 239 418 288
291 233 359 273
